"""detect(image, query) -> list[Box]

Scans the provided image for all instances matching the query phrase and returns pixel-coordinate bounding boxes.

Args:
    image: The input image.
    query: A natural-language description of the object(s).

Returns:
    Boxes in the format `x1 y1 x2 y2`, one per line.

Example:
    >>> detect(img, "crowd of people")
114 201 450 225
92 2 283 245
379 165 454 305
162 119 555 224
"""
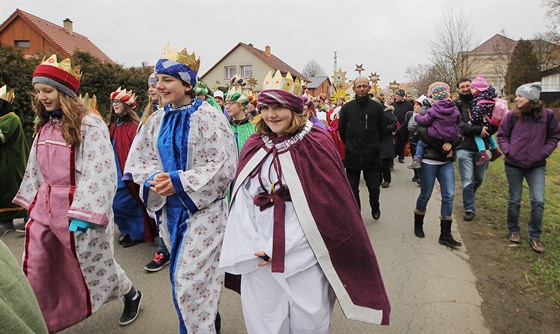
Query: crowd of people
0 45 558 333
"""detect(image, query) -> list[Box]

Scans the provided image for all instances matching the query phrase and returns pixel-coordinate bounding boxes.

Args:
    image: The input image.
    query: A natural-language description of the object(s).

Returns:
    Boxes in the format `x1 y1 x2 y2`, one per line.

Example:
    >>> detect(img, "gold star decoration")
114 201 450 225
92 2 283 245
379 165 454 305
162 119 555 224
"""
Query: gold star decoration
368 72 380 83
246 77 258 89
389 80 400 93
332 68 348 86
355 64 365 76
212 80 221 91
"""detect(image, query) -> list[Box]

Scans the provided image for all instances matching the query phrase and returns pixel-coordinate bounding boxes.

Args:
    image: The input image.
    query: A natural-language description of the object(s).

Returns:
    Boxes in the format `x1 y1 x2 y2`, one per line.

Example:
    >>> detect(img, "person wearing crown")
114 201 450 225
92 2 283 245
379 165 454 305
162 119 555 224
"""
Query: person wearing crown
13 55 143 332
107 87 157 248
0 85 29 235
219 70 390 333
194 80 224 113
225 86 255 153
124 45 237 334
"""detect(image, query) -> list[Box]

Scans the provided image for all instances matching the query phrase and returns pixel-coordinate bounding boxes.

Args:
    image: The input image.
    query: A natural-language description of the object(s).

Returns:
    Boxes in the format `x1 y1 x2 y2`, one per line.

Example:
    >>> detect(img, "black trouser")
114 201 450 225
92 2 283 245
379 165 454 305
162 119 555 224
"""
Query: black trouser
381 158 393 183
346 167 380 212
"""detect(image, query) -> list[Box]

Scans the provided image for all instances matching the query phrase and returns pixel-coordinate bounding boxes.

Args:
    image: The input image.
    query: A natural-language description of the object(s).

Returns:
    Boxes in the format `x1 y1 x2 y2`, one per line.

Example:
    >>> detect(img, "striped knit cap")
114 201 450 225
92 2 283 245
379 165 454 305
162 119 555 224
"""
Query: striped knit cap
428 82 450 101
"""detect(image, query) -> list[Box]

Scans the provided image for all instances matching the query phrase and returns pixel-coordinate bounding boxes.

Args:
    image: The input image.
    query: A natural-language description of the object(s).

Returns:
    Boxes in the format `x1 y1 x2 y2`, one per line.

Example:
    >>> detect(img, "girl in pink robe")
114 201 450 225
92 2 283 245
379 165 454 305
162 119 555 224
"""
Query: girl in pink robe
13 55 142 332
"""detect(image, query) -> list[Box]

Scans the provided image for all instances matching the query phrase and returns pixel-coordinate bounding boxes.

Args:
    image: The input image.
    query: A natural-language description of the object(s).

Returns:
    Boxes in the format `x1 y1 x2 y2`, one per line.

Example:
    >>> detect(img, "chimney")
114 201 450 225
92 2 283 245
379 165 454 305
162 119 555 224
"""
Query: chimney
63 18 73 35
265 45 271 58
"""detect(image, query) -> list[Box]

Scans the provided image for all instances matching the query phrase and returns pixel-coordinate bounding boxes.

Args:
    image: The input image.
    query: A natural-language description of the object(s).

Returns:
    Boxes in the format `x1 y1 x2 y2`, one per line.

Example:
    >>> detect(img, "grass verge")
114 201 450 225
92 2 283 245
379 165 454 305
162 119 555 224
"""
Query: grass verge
474 150 560 305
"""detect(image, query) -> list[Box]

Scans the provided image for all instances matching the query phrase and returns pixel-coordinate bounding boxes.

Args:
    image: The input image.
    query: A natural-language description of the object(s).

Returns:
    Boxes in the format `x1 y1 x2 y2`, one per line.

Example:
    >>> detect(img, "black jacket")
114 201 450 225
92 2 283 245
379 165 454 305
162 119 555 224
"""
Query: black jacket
455 94 490 152
339 98 387 169
380 108 398 159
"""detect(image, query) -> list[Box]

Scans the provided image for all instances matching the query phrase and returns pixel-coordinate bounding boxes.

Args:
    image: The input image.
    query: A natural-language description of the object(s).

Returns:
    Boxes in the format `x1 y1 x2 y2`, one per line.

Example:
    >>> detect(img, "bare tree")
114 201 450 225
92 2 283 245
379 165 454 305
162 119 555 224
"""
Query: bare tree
428 6 478 86
302 60 326 78
406 64 439 96
531 31 560 70
544 0 560 32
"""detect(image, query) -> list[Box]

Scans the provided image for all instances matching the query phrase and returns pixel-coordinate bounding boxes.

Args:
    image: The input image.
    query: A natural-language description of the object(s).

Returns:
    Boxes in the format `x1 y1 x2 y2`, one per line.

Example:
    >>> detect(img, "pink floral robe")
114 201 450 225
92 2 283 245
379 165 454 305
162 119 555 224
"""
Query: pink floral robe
13 114 132 333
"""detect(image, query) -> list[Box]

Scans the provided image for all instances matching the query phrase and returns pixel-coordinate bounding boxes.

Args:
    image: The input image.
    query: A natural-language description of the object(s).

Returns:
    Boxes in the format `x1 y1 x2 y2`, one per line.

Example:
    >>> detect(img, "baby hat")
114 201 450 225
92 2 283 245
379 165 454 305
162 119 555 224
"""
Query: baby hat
470 75 489 91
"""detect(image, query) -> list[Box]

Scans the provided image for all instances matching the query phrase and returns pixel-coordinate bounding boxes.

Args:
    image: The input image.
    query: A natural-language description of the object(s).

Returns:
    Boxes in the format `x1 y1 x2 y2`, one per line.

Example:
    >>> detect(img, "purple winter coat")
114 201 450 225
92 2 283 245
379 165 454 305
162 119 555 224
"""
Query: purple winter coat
415 99 461 142
497 108 560 168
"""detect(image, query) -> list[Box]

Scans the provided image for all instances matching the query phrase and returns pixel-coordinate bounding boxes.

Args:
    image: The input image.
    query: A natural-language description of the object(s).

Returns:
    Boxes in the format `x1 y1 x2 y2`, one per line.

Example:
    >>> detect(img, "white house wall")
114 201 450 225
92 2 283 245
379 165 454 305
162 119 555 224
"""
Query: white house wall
201 46 273 91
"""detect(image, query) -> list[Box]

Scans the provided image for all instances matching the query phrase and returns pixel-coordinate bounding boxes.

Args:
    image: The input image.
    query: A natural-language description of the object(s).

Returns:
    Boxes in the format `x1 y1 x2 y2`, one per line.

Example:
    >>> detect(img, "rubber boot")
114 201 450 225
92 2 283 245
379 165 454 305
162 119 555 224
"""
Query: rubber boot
438 219 462 248
414 212 425 238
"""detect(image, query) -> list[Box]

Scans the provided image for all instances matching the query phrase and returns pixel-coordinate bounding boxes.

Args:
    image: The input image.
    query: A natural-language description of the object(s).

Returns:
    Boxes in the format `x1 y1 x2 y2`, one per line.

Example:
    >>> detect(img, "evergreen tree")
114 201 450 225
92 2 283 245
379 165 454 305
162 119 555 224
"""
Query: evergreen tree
504 39 540 95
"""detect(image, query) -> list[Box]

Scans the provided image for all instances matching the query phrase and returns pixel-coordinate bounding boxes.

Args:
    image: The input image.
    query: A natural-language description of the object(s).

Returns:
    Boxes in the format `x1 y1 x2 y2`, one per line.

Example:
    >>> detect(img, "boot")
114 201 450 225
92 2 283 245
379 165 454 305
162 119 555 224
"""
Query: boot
489 148 503 162
438 219 462 248
414 212 425 238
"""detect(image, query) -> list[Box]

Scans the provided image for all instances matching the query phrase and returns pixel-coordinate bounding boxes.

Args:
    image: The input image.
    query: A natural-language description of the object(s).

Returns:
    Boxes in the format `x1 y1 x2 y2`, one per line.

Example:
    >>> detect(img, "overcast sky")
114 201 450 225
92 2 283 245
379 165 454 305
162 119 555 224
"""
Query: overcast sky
1 0 551 87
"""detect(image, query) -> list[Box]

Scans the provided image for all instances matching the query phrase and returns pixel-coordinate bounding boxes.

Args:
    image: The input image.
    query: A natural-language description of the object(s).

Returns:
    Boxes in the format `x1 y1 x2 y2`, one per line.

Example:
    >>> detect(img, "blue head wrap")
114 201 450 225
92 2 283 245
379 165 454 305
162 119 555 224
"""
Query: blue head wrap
155 59 197 88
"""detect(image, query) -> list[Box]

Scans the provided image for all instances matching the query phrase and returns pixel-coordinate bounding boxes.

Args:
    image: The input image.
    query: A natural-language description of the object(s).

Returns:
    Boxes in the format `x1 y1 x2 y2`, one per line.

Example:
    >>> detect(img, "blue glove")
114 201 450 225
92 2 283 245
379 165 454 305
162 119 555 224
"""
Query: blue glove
69 219 93 234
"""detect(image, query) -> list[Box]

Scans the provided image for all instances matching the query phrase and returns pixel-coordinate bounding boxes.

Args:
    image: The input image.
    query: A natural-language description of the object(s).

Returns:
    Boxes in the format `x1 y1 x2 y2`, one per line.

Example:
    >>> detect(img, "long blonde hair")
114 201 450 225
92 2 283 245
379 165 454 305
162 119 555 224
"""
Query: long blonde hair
106 102 140 125
34 91 89 146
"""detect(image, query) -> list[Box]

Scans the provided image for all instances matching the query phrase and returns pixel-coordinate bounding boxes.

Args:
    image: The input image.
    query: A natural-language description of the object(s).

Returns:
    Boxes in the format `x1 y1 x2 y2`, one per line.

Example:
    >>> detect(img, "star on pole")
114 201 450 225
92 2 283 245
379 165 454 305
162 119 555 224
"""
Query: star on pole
355 64 365 76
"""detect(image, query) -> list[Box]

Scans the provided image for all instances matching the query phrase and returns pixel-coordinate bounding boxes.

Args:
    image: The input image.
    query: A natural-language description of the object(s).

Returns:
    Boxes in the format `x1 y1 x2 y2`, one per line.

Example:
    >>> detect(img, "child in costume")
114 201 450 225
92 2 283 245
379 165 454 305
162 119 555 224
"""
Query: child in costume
225 86 255 153
124 45 237 334
470 75 502 165
408 82 460 169
13 55 142 332
220 70 390 333
0 85 29 234
139 75 171 272
107 87 156 247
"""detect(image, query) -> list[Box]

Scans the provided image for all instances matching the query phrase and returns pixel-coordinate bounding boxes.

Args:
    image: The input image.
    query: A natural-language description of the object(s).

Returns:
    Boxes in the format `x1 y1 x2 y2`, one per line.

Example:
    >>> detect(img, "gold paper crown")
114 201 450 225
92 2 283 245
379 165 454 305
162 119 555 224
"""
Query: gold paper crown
261 70 302 96
161 43 200 73
225 86 251 106
0 85 15 103
40 54 82 79
79 93 98 111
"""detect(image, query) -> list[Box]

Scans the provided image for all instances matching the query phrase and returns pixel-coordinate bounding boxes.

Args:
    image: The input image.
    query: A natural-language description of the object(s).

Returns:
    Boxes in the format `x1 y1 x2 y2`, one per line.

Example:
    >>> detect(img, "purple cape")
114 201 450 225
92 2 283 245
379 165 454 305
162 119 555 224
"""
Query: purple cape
226 125 391 325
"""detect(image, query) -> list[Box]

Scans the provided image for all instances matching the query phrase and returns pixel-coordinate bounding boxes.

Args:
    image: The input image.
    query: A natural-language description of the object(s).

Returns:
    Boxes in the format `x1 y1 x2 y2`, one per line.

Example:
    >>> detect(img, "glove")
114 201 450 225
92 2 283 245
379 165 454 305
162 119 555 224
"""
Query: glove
69 219 93 234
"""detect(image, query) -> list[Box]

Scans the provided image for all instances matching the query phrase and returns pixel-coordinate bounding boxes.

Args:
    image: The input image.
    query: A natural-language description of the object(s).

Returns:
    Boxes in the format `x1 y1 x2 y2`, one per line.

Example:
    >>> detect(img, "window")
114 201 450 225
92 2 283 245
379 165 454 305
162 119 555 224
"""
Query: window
240 65 253 78
15 40 30 48
224 66 236 79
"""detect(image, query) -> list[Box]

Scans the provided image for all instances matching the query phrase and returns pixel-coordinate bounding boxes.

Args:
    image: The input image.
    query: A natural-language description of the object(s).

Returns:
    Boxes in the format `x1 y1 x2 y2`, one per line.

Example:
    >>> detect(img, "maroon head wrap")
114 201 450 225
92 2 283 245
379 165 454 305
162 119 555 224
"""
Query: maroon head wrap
257 89 303 113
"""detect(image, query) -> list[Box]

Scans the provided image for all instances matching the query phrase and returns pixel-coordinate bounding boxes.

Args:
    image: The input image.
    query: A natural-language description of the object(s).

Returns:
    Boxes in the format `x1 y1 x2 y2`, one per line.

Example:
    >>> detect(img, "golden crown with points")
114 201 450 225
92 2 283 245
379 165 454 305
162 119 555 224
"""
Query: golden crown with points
79 93 98 111
40 54 82 79
0 85 15 103
261 70 303 96
161 43 200 73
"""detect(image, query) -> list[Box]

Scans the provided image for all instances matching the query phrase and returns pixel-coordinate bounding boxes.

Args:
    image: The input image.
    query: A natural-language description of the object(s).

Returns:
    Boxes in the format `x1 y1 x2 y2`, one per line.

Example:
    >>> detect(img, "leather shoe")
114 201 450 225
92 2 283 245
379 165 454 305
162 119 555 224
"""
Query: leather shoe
372 209 381 220
529 238 544 253
509 232 520 243
381 181 390 188
120 235 144 248
463 211 475 221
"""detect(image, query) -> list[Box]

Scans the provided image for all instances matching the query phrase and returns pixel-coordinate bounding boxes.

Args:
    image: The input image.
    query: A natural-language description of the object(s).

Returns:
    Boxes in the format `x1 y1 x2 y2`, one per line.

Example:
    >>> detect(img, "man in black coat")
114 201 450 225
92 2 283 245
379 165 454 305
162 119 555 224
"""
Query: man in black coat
339 77 387 220
392 89 413 163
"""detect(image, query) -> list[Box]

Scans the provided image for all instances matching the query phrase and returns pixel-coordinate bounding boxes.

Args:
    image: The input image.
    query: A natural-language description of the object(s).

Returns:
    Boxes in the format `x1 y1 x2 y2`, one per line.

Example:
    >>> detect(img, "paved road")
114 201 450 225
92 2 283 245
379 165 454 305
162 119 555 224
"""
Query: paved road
2 162 489 333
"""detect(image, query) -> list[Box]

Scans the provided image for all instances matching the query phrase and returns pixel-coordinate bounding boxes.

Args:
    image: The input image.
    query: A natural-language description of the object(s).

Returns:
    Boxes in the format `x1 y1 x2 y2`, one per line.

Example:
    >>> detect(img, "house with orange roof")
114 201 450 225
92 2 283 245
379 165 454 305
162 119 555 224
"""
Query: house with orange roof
0 8 113 63
200 42 308 92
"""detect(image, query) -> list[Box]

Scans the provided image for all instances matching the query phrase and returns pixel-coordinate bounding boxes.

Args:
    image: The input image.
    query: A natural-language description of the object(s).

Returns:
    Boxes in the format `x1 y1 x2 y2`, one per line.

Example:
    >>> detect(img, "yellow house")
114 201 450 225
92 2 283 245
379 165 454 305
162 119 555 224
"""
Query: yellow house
200 42 308 92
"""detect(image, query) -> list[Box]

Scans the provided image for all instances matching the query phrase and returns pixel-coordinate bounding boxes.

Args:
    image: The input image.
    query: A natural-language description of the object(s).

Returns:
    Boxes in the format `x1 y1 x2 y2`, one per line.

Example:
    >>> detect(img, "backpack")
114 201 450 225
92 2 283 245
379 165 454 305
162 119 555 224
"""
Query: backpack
477 98 510 126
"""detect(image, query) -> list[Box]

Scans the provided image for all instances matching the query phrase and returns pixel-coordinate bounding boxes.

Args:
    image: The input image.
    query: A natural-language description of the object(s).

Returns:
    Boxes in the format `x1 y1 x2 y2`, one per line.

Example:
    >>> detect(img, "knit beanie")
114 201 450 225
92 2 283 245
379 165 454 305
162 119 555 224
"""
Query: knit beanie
148 73 157 86
32 54 81 98
427 82 450 100
470 75 489 92
515 82 541 103
395 89 406 97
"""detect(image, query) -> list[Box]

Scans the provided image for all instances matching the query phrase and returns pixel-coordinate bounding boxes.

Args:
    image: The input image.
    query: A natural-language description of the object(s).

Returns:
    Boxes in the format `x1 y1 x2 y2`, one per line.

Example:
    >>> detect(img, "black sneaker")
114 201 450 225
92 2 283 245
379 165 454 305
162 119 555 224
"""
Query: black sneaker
119 288 142 326
144 251 170 272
